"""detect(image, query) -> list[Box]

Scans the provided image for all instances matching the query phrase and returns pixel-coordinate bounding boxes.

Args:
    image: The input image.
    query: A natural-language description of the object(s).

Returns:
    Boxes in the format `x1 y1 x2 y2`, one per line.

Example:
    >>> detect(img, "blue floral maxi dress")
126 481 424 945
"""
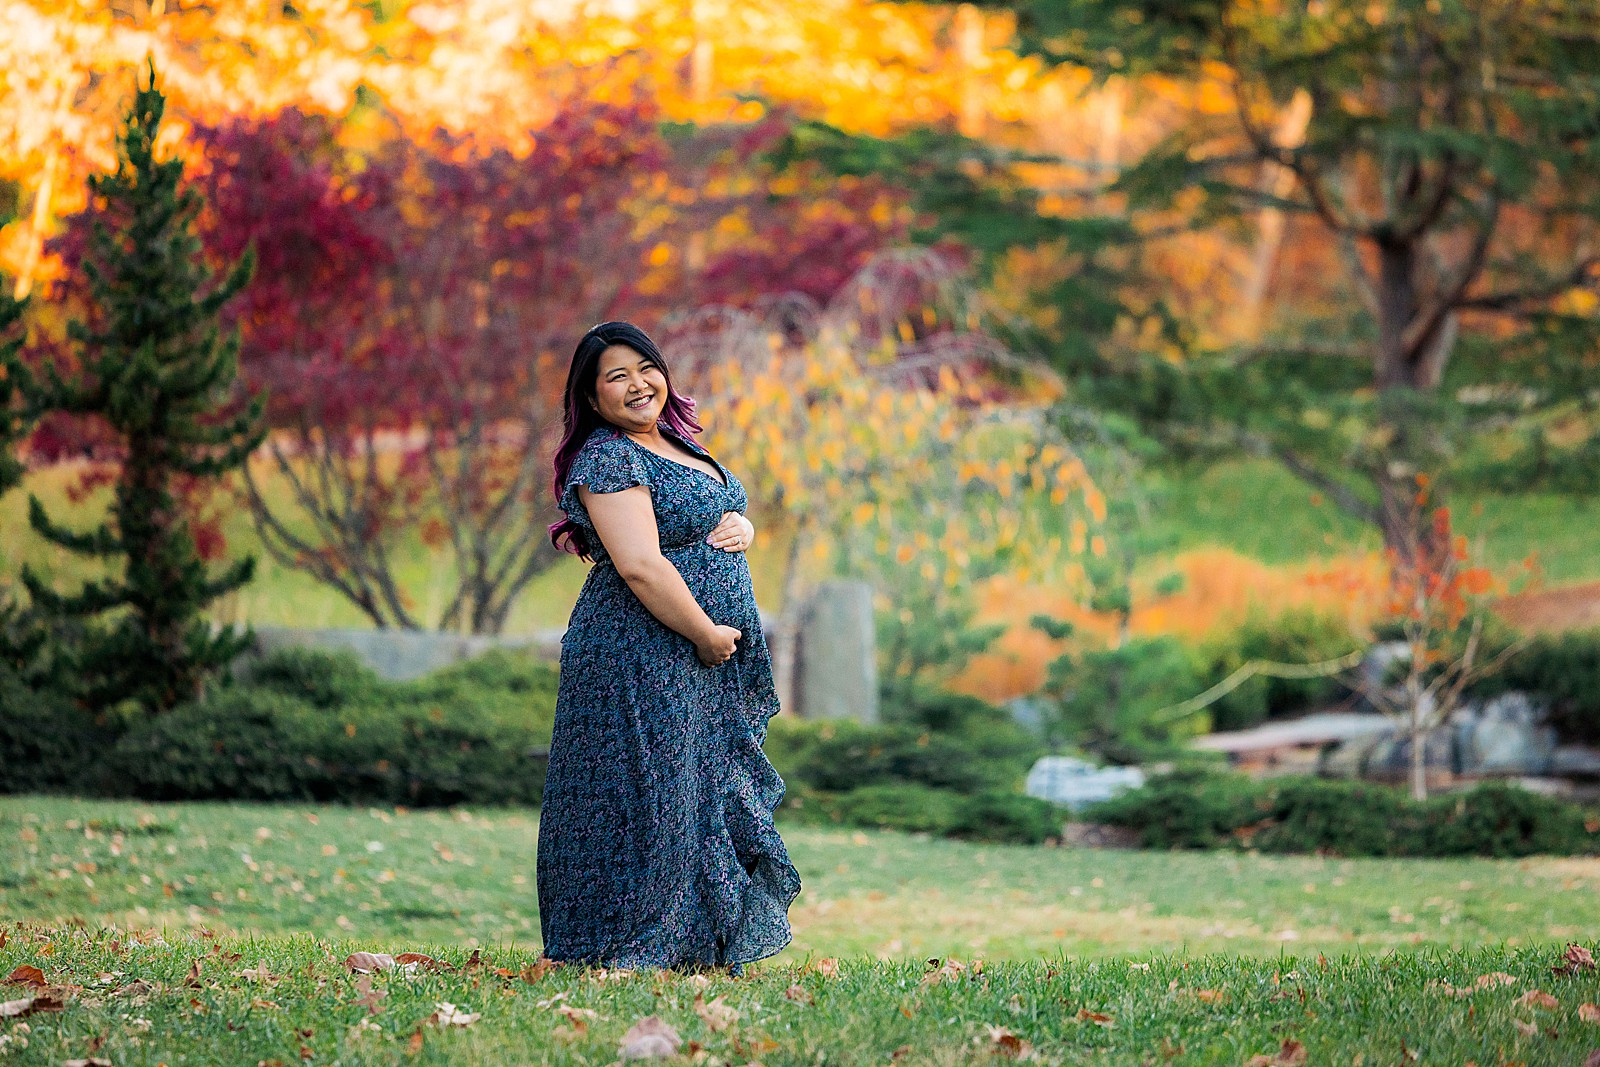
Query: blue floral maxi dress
537 423 802 972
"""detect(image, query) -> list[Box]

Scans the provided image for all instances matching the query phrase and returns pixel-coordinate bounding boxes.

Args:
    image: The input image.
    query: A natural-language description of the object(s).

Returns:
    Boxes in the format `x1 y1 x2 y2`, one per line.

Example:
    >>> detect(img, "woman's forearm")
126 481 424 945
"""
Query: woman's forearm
617 555 720 646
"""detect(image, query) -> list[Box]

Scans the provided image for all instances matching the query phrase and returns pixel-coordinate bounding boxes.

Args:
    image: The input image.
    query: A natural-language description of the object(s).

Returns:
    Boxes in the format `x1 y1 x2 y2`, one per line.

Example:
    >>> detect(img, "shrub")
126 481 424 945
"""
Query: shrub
780 783 1063 844
236 646 385 709
948 790 1062 845
1086 771 1600 857
0 668 117 794
1467 627 1600 745
828 784 963 834
1034 636 1210 760
764 716 1043 796
1201 609 1361 732
109 689 328 801
110 648 562 806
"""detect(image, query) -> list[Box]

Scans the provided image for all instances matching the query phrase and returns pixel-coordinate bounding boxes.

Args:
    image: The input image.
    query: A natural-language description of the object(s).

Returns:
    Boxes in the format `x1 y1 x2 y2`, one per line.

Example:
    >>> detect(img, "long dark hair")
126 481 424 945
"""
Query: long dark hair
548 321 703 561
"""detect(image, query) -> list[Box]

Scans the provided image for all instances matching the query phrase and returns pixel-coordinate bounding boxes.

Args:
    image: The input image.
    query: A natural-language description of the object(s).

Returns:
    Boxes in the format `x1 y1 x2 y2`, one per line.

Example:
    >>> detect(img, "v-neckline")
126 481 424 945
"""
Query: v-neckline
619 426 729 489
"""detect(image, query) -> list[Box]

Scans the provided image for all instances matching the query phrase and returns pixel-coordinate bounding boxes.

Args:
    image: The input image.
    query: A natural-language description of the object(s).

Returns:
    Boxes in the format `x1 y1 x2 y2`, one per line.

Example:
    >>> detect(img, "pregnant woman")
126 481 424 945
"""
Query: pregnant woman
539 321 802 975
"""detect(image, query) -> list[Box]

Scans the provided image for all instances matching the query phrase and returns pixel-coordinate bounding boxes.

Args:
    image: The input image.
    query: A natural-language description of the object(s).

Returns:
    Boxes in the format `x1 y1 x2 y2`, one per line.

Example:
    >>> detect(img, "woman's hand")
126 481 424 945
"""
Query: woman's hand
696 624 742 666
706 512 755 552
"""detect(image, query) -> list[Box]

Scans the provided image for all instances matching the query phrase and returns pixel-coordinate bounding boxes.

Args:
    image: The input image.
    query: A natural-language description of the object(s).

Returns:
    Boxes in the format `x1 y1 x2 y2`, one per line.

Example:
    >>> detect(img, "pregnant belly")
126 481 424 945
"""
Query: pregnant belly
662 540 761 628
569 543 760 637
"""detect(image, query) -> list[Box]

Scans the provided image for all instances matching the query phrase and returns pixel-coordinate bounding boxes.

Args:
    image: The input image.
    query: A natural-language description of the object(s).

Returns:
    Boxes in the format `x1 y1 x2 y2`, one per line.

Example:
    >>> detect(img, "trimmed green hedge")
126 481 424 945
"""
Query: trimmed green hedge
1086 771 1600 857
778 782 1063 845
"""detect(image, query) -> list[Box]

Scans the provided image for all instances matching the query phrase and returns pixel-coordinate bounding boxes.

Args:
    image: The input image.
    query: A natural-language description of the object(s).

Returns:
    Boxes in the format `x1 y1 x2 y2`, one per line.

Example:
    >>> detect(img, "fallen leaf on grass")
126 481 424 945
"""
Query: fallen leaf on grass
236 961 277 984
407 1027 425 1054
1475 972 1517 989
3 966 46 988
979 1023 1036 1059
554 1005 599 1032
921 958 967 986
426 1001 480 1027
815 958 838 979
351 974 386 1016
619 1015 682 1059
588 967 636 983
1076 1008 1113 1027
1245 1038 1307 1066
1512 1019 1539 1036
396 952 453 973
695 993 740 1032
1555 944 1598 978
1194 989 1226 1003
343 952 396 974
1515 989 1560 1011
1579 1003 1600 1024
784 984 814 1005
0 994 63 1019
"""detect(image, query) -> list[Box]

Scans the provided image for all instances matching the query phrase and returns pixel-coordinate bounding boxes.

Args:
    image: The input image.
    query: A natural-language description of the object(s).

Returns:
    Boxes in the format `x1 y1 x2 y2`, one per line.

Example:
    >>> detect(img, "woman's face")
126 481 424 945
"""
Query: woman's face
591 343 669 432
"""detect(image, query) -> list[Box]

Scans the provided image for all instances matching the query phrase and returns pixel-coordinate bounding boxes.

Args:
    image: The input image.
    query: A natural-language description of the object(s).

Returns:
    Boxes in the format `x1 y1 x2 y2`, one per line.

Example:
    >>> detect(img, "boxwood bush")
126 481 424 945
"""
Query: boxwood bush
1086 770 1600 857
103 647 560 807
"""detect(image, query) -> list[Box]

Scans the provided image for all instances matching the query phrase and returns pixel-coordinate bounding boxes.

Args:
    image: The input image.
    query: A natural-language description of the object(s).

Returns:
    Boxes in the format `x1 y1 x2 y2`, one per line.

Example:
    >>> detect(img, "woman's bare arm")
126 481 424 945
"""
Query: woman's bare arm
581 484 721 646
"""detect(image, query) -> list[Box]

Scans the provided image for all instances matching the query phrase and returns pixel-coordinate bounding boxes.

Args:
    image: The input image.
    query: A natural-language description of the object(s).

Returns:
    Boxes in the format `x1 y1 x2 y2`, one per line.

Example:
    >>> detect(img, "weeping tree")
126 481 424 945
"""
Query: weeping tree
944 0 1600 553
22 60 264 714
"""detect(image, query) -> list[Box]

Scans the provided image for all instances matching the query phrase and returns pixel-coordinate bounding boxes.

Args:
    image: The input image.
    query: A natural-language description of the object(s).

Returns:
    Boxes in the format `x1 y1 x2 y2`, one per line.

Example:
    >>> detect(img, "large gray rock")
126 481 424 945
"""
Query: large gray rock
1024 756 1145 811
1454 693 1556 775
1551 744 1600 778
245 624 564 681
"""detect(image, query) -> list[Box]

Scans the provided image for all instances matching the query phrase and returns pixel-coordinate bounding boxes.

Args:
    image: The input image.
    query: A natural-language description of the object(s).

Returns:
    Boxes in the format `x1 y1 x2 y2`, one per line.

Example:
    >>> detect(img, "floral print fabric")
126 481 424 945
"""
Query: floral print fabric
537 423 801 973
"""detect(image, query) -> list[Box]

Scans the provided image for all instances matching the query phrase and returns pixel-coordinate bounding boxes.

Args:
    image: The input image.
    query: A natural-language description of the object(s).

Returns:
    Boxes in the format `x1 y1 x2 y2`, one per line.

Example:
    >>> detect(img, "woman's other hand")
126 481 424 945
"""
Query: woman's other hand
696 624 742 666
706 512 755 552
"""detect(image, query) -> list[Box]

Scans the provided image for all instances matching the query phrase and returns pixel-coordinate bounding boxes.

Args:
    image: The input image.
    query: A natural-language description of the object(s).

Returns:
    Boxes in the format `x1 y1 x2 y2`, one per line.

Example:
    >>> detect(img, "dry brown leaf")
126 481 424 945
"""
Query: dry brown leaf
784 984 814 1006
815 958 838 979
1076 1008 1114 1027
589 967 636 983
618 1015 682 1059
921 957 967 986
395 952 453 974
1512 1019 1539 1036
1579 1003 1600 1024
3 965 46 988
343 952 396 974
554 1005 599 1032
1195 989 1225 1003
406 1027 425 1054
1245 1039 1308 1067
351 974 386 1016
237 961 276 983
1474 972 1517 989
0 996 37 1018
694 992 740 1032
465 949 483 972
519 958 558 983
980 1023 1036 1060
551 1023 585 1043
1555 944 1598 978
427 1001 481 1027
1515 989 1560 1011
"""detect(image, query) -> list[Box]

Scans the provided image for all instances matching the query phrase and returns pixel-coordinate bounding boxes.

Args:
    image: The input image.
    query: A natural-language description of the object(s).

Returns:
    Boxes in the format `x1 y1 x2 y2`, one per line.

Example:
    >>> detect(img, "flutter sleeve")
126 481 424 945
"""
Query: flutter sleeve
559 434 653 529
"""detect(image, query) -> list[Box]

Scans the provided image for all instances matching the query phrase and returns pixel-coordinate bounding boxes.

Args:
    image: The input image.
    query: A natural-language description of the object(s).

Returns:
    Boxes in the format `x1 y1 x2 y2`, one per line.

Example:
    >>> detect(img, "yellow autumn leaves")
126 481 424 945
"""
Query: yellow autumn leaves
702 335 1102 597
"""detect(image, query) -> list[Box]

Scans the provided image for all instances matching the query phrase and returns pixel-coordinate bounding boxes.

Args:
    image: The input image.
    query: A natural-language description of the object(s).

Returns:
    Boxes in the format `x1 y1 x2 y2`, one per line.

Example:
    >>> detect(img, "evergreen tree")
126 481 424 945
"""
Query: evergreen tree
932 0 1600 552
0 289 32 497
22 59 265 714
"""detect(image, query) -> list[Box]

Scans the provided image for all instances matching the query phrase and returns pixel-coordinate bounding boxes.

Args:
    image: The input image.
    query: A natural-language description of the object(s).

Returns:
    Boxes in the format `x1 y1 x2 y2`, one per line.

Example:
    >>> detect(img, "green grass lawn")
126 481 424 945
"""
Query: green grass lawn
5 796 1599 960
3 798 1600 1064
